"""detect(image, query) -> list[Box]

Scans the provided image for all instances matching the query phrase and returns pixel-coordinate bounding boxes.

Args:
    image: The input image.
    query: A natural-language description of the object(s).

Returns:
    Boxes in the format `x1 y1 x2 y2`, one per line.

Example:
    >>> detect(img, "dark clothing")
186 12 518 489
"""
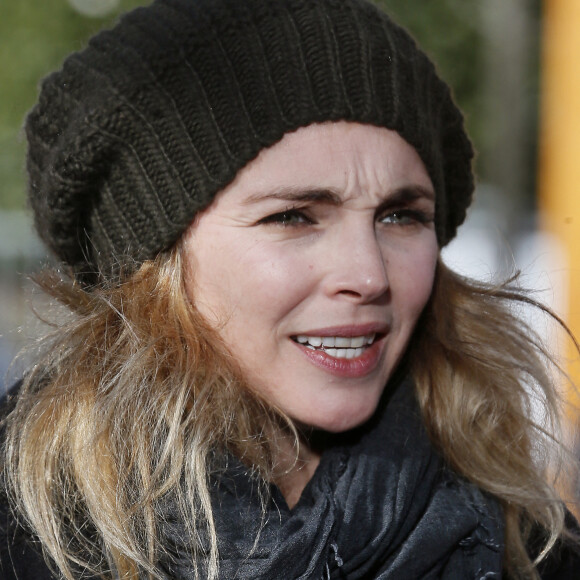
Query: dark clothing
1 379 579 579
159 378 504 579
0 519 53 580
538 532 580 580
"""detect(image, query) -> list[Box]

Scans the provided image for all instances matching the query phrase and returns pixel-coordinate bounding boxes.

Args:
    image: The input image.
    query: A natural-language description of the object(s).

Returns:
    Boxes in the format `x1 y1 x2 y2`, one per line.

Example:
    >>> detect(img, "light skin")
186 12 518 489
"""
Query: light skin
183 121 438 506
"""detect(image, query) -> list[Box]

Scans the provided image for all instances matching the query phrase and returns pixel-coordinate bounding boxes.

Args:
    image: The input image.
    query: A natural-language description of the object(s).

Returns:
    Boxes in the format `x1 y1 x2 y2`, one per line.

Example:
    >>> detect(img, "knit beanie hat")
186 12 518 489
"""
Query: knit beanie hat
26 0 474 285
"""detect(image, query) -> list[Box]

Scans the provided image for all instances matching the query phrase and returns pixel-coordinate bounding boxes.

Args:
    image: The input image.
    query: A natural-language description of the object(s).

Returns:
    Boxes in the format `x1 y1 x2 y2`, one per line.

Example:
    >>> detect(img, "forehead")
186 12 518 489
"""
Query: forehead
213 121 434 205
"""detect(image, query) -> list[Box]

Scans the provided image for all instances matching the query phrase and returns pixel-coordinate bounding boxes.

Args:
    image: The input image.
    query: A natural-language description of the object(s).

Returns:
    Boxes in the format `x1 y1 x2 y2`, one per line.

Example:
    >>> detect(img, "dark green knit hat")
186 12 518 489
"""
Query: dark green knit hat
26 0 474 285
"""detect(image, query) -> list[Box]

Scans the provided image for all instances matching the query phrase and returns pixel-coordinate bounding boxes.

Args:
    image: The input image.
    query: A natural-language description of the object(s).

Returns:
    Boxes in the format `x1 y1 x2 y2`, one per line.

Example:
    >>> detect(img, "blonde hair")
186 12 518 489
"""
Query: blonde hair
2 249 577 579
4 247 288 580
413 261 576 579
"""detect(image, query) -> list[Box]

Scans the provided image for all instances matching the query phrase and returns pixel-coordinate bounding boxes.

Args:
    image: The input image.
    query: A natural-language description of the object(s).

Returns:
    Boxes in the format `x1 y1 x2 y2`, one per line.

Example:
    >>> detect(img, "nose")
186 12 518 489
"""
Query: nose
322 221 389 303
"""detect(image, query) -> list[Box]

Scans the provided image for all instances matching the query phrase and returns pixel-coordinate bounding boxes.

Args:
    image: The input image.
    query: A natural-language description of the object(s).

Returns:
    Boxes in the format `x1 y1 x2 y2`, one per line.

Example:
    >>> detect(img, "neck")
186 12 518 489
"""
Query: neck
272 430 326 509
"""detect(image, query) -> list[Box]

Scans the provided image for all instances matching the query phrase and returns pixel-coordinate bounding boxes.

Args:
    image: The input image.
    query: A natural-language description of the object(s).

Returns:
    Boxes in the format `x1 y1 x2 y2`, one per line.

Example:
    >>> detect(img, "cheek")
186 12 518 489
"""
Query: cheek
185 232 313 331
184 238 236 324
225 244 309 310
390 238 438 321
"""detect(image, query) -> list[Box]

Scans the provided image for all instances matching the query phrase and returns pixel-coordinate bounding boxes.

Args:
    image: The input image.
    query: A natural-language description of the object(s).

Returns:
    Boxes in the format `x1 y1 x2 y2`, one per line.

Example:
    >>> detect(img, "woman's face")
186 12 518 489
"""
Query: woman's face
184 122 438 433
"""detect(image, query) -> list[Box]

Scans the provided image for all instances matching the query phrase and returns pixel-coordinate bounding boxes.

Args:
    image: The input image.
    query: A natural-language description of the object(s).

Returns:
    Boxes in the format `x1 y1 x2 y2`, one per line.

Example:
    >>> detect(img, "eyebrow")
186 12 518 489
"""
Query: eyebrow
242 186 343 206
380 185 435 206
242 184 435 206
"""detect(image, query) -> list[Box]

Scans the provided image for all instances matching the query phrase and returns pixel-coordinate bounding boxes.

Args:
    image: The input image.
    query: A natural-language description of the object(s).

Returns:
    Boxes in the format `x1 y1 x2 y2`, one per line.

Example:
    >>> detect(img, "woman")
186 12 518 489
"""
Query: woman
1 0 578 578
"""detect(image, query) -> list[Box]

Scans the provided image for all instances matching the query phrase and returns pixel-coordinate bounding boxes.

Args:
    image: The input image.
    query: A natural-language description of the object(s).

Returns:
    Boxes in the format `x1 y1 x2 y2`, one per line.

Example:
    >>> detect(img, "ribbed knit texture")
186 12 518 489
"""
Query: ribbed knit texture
26 0 474 284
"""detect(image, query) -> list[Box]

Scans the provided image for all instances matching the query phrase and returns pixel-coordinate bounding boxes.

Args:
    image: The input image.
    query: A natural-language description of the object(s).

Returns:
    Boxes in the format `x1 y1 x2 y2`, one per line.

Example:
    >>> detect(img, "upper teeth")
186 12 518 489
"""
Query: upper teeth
295 334 375 349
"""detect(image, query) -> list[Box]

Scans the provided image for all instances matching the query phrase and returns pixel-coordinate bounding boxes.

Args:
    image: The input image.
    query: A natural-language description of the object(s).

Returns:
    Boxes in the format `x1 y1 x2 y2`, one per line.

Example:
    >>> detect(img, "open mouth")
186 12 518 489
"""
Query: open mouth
291 333 378 359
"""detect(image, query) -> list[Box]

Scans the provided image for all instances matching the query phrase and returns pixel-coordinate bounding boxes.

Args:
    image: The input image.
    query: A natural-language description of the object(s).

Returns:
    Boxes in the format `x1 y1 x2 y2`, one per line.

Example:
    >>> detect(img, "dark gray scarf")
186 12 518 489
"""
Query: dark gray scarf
159 378 505 579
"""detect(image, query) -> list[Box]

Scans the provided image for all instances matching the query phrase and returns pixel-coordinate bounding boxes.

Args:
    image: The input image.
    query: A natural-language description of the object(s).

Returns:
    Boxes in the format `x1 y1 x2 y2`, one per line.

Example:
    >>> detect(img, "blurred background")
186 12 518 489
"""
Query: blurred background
1 0 579 445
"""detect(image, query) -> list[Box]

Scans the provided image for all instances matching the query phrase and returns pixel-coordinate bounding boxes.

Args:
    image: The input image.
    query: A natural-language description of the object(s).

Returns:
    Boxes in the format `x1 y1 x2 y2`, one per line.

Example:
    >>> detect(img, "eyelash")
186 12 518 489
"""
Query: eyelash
258 208 313 227
379 209 433 226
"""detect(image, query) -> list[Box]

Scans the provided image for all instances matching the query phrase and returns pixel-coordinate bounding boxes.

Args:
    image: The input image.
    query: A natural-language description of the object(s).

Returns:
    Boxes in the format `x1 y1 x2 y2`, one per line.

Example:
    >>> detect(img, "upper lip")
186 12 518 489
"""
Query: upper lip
291 322 389 337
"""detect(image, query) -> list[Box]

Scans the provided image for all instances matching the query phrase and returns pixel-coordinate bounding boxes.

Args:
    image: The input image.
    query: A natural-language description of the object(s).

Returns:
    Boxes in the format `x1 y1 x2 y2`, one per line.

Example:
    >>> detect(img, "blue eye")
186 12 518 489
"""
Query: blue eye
259 209 312 226
380 210 432 226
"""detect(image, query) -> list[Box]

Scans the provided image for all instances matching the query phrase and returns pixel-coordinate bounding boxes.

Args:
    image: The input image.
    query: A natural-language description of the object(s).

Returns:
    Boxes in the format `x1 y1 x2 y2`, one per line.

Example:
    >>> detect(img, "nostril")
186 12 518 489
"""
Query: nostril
338 289 363 298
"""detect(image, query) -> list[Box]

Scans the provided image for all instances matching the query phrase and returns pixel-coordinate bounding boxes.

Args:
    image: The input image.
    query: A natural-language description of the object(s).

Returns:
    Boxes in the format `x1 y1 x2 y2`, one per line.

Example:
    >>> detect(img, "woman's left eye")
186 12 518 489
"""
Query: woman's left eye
380 209 431 226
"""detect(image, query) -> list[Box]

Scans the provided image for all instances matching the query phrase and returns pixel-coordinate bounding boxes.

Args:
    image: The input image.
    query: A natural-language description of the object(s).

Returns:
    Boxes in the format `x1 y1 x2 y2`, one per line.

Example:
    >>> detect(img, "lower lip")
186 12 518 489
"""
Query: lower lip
293 338 384 378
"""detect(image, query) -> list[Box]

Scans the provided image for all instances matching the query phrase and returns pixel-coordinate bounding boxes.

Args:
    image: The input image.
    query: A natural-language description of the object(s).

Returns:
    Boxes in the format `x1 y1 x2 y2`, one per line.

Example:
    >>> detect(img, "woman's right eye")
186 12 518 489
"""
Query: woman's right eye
258 209 312 227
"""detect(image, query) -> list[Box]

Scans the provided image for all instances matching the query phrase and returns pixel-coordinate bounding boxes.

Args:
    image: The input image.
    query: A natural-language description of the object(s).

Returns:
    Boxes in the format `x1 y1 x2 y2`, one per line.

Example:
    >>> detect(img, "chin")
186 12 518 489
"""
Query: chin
299 397 381 434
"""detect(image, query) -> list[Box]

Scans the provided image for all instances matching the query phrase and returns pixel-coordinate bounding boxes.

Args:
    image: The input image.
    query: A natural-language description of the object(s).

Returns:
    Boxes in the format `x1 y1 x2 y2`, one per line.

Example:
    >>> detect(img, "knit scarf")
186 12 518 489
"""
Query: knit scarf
158 378 505 579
